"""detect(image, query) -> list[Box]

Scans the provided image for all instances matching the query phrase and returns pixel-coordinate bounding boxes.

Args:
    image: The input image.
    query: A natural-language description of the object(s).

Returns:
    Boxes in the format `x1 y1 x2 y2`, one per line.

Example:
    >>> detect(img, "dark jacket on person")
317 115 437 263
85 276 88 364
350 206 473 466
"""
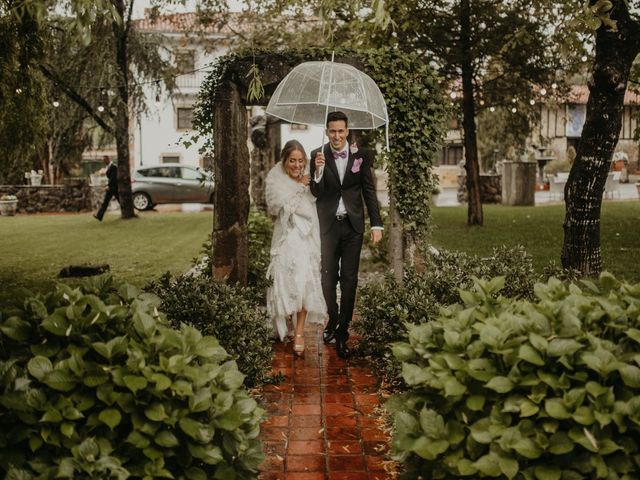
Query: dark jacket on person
106 163 118 193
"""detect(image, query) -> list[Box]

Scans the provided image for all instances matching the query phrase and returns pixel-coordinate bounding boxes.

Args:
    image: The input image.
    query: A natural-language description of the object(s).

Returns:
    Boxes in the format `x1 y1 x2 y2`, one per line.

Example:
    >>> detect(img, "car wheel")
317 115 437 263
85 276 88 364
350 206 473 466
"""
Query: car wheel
133 192 152 211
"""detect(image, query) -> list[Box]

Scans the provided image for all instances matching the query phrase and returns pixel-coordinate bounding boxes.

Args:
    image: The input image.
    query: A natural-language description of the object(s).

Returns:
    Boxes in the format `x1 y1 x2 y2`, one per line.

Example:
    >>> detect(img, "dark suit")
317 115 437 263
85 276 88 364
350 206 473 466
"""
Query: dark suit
310 143 382 343
95 163 119 220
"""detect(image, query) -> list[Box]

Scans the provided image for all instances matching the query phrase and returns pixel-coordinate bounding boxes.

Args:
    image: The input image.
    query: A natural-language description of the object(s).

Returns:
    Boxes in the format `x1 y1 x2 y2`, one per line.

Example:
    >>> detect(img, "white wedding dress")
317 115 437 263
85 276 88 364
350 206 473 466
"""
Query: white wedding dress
265 164 327 341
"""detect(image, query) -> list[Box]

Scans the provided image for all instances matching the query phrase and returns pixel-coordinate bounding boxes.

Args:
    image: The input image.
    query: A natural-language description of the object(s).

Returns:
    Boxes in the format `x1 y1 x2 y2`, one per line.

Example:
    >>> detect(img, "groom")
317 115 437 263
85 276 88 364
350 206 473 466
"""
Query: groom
310 111 383 359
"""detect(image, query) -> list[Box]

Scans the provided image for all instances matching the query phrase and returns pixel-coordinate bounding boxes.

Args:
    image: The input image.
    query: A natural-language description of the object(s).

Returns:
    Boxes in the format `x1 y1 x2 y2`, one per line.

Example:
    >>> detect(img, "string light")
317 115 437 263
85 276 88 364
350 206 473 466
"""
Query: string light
540 88 547 96
52 100 60 108
479 99 485 106
15 88 22 94
551 82 558 90
511 107 517 113
581 55 588 62
97 105 105 112
529 99 536 106
449 91 457 100
490 106 496 112
512 98 517 103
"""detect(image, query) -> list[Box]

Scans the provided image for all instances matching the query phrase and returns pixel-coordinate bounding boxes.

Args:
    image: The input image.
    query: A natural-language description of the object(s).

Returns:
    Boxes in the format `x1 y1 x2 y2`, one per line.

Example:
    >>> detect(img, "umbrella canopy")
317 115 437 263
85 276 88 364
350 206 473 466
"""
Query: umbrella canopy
266 61 388 130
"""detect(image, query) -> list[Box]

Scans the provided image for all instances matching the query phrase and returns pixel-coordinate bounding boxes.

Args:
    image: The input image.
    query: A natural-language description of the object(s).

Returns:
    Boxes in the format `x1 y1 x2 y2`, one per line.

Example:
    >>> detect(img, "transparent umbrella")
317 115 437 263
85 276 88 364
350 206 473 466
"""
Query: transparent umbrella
266 58 389 147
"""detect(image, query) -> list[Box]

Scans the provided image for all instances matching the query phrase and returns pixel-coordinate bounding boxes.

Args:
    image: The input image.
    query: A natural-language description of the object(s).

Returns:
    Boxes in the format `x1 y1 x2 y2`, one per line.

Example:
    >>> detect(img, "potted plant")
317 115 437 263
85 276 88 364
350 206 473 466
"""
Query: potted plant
24 169 44 186
0 194 18 216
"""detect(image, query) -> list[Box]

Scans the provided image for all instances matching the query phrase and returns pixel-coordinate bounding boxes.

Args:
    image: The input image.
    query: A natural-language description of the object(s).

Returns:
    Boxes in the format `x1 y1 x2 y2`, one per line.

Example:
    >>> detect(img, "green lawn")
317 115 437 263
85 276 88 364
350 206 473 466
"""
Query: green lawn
1 202 639 304
0 211 212 302
430 202 640 282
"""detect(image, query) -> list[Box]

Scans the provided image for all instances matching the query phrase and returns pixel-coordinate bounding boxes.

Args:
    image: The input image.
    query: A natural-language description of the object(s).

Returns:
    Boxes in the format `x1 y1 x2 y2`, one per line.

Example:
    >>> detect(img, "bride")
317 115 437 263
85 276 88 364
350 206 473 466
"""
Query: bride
265 140 327 355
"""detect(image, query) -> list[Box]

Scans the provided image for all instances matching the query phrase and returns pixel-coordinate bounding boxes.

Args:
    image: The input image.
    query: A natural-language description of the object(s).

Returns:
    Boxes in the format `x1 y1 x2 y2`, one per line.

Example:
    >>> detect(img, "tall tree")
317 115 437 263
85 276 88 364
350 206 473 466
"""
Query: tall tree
561 0 640 275
0 0 48 184
7 0 184 219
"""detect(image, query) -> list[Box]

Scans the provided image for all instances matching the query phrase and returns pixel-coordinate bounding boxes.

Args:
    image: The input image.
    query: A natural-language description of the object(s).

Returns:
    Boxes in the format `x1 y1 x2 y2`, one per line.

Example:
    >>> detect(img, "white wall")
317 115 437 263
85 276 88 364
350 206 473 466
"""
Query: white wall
280 124 326 159
131 44 225 171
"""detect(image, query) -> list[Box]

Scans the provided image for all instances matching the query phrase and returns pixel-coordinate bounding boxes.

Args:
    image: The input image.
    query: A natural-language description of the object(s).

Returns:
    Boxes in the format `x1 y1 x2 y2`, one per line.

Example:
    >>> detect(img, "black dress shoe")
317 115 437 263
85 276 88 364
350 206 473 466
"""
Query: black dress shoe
336 339 350 359
93 214 102 222
323 328 337 343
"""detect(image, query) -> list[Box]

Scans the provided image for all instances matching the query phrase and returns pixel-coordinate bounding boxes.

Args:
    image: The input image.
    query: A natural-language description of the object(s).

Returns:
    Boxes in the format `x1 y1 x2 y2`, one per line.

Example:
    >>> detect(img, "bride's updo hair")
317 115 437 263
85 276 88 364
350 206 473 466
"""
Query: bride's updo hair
280 140 308 171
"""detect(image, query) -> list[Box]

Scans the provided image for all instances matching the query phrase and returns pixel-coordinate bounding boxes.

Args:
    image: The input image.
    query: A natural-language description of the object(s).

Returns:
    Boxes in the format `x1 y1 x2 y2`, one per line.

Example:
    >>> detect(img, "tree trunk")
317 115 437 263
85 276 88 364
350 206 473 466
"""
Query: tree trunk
388 191 404 282
561 1 639 275
213 81 250 284
460 0 483 226
112 0 136 219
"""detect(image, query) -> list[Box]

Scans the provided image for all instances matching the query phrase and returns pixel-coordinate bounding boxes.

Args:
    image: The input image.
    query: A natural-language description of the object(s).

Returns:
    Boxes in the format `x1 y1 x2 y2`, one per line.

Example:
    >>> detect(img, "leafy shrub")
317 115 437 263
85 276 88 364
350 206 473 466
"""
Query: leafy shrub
388 273 640 479
0 276 264 479
354 246 537 384
194 208 273 303
147 273 273 387
362 207 390 268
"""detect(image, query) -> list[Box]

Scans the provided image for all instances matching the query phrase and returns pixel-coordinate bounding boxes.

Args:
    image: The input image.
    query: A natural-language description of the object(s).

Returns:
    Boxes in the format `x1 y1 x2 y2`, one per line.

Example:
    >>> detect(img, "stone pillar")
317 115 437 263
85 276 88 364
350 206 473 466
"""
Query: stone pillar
501 161 536 206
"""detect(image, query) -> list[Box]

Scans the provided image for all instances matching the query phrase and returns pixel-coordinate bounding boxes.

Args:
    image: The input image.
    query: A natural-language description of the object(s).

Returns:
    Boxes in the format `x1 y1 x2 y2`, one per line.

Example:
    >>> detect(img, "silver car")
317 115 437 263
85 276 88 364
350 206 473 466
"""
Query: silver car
131 164 214 210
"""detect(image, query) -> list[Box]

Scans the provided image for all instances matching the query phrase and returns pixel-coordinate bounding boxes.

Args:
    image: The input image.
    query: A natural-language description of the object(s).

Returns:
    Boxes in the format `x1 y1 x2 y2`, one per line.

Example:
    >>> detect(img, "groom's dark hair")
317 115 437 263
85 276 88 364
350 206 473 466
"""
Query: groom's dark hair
326 111 348 127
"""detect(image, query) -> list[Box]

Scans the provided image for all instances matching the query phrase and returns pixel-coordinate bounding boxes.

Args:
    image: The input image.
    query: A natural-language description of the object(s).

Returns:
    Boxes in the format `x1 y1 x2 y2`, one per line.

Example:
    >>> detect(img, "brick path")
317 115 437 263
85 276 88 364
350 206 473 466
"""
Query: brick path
258 324 397 480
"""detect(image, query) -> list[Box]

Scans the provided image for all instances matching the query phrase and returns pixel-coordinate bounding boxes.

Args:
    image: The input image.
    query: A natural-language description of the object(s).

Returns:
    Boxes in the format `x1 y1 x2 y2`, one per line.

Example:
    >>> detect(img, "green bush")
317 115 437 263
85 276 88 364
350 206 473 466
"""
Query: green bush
0 276 265 479
354 246 537 384
388 273 640 479
147 273 273 387
194 208 273 304
362 207 390 268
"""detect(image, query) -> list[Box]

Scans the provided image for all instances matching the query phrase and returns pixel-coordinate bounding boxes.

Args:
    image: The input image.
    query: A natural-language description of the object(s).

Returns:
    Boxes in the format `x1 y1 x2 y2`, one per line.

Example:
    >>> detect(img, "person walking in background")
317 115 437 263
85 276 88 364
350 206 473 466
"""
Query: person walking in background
94 156 118 221
265 140 327 355
310 111 383 359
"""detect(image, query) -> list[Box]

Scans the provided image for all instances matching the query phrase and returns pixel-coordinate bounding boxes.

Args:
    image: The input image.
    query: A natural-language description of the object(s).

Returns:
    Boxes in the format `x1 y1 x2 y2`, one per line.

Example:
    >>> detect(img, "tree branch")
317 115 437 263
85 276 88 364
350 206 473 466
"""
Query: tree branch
39 64 114 135
124 0 135 37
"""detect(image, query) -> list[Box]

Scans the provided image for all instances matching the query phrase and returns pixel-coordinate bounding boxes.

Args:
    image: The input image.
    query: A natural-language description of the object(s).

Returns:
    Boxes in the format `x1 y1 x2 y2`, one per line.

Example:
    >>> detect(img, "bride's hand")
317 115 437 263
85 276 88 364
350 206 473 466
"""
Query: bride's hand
299 174 310 186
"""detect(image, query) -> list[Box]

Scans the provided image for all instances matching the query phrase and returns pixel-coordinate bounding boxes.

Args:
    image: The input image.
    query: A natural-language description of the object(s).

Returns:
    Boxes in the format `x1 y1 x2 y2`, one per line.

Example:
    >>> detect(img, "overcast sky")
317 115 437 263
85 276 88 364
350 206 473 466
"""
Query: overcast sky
132 0 244 18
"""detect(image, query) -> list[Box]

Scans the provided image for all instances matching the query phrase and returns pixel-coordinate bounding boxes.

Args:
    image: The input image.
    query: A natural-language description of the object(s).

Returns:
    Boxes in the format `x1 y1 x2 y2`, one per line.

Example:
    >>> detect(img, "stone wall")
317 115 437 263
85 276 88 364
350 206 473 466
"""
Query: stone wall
0 179 98 214
457 174 502 204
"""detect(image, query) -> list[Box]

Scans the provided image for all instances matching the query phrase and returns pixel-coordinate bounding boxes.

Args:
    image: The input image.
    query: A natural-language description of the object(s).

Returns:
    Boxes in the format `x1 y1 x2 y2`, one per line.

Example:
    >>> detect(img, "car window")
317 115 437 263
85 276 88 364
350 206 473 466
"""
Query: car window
137 167 180 178
165 167 180 178
181 167 202 180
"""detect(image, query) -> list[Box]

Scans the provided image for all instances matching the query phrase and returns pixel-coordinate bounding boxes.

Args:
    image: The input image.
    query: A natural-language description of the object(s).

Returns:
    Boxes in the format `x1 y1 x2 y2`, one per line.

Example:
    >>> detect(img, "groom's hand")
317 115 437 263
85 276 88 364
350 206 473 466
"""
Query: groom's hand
315 152 325 169
371 229 382 245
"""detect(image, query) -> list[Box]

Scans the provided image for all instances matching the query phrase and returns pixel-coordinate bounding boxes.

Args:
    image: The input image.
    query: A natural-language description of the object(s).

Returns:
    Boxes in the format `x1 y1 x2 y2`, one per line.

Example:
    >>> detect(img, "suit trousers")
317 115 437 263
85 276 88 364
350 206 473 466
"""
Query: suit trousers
320 216 363 343
96 189 119 220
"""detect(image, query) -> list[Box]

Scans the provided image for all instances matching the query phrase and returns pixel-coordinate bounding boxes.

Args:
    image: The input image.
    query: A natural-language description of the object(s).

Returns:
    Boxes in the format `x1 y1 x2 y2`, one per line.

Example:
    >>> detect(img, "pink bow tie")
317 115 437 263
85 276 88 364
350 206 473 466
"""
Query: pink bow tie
333 150 347 159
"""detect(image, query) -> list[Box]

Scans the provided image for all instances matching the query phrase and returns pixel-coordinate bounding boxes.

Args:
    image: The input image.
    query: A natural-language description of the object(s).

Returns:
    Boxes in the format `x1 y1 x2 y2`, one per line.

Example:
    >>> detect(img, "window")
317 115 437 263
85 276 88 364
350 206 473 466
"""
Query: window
175 50 195 74
140 167 179 178
566 104 586 138
161 155 180 164
438 144 463 165
291 124 308 131
181 167 202 180
177 107 193 130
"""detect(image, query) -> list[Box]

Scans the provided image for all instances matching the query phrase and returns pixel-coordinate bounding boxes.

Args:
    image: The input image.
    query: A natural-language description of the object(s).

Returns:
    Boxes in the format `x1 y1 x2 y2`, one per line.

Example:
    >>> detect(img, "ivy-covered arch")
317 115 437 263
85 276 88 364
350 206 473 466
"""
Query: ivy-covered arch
193 47 447 285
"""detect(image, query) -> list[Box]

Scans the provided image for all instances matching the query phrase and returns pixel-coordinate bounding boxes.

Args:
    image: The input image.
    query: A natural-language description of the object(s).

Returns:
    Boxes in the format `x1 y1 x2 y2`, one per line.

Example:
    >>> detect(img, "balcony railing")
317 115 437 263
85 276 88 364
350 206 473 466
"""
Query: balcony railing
175 71 206 90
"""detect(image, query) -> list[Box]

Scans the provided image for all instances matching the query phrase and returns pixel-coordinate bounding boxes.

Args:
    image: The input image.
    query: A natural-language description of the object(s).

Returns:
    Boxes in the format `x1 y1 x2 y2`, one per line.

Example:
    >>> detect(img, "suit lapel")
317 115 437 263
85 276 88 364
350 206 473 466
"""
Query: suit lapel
344 151 355 184
324 144 340 183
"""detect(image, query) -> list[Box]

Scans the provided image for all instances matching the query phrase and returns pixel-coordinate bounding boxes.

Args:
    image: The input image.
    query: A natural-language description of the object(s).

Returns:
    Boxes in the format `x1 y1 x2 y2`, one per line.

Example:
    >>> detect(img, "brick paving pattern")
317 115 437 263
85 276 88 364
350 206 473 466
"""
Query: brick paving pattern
258 324 396 480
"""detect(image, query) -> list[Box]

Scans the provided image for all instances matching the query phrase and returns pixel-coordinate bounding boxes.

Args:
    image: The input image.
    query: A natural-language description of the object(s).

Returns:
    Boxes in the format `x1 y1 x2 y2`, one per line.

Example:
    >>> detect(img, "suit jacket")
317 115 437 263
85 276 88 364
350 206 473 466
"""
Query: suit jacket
310 143 382 235
106 163 118 193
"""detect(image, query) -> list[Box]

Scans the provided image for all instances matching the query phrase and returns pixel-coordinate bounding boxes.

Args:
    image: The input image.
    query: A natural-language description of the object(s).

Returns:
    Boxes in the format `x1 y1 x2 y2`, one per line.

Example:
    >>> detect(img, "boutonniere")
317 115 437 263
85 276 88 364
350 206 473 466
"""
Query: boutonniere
350 143 359 155
351 157 363 173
